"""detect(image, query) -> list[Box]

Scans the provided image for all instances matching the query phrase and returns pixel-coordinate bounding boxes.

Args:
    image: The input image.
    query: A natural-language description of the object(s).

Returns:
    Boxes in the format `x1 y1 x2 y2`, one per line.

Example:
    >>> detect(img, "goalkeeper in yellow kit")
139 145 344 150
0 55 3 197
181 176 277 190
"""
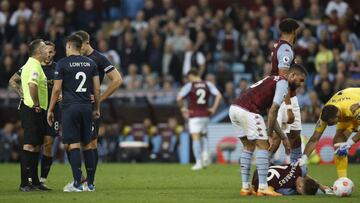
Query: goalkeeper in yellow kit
300 88 360 178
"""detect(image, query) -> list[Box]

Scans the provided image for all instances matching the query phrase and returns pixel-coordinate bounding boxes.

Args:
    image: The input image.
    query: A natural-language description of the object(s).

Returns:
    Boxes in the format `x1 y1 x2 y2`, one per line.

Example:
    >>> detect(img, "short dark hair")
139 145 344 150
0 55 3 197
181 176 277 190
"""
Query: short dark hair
187 69 199 77
279 18 299 33
303 178 319 195
28 39 44 56
44 40 55 48
73 30 90 43
66 34 83 50
289 63 308 76
321 105 339 122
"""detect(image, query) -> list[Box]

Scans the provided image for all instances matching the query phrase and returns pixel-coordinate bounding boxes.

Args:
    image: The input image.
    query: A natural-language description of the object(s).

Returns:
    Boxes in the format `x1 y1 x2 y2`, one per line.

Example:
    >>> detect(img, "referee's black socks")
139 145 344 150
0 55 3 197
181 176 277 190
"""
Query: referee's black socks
20 150 32 187
20 150 40 186
29 151 40 186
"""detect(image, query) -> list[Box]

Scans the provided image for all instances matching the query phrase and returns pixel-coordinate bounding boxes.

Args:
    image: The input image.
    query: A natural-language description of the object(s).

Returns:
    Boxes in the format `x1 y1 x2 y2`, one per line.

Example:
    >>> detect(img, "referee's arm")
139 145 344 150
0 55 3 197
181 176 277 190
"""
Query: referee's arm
28 81 41 112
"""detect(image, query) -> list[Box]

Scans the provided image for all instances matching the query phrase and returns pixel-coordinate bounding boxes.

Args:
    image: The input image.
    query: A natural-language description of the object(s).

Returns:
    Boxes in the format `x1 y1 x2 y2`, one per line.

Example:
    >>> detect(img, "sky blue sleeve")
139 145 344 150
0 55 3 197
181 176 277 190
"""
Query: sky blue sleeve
178 83 192 98
206 82 220 95
272 80 288 105
277 188 297 195
277 44 294 70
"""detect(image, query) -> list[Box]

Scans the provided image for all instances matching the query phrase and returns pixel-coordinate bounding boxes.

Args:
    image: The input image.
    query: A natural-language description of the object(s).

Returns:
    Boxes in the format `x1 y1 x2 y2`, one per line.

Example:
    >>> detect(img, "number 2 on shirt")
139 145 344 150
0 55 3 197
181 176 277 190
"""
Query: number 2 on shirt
75 72 87 92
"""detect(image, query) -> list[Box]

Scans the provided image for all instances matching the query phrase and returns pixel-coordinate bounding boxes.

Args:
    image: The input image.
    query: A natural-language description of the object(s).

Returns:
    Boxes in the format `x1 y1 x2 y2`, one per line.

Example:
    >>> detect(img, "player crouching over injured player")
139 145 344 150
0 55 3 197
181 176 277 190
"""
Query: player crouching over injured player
229 64 307 196
251 162 334 195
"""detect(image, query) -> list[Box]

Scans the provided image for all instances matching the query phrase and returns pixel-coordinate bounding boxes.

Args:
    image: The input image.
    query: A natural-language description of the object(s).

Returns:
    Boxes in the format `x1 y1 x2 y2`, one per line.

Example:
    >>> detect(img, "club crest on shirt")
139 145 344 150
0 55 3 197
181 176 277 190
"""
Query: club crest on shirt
283 56 290 63
31 71 39 80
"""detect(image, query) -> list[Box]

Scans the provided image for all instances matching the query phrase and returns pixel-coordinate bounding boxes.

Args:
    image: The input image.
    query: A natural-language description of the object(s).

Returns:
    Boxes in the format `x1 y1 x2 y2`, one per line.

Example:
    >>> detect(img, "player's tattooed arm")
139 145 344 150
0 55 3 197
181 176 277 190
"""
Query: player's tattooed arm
8 73 23 97
267 103 281 139
274 121 291 154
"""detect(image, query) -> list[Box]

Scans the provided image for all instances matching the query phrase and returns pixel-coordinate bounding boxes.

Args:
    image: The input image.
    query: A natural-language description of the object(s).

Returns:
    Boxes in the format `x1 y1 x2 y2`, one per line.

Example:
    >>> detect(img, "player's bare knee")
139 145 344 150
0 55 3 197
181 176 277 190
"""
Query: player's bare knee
90 139 97 149
240 138 255 151
255 139 269 150
43 138 53 156
68 143 81 150
83 143 92 150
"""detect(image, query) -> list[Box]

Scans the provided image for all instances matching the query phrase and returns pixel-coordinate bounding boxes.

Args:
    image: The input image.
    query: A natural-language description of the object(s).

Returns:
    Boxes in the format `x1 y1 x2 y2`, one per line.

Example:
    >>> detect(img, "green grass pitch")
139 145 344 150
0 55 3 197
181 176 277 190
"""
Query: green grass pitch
0 163 358 203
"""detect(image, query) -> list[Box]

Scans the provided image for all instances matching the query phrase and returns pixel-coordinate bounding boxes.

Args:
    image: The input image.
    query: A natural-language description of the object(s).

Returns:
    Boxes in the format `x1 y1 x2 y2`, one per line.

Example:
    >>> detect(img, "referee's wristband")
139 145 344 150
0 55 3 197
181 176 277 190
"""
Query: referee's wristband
286 104 293 110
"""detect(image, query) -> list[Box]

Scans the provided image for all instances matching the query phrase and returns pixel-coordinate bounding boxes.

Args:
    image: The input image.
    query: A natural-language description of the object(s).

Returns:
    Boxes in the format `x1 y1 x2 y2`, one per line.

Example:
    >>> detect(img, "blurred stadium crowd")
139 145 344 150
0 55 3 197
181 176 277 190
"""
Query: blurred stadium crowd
0 0 360 162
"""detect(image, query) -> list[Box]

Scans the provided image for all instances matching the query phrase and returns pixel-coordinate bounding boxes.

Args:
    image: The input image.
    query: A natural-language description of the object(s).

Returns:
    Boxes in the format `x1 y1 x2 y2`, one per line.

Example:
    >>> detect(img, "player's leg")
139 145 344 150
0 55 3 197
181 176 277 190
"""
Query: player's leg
189 118 203 170
65 143 83 191
19 104 41 191
255 139 281 196
28 109 47 189
81 105 96 191
200 118 210 167
288 97 302 163
333 126 352 178
62 106 83 192
41 105 61 183
239 137 255 195
90 119 99 177
253 115 281 196
228 105 255 195
40 135 53 184
191 133 202 170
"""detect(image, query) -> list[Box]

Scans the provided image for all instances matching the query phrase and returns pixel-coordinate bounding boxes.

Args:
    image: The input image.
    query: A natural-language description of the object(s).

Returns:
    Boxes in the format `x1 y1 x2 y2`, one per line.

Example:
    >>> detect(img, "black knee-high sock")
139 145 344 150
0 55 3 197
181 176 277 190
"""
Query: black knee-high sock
68 149 82 187
29 151 40 186
93 148 98 174
20 150 31 187
66 150 71 163
83 149 95 186
40 155 53 180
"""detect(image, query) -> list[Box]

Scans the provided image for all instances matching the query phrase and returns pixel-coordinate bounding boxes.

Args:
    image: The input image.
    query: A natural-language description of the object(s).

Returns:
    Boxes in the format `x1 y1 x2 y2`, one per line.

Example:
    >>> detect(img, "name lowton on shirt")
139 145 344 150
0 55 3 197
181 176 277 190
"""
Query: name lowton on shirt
69 62 91 67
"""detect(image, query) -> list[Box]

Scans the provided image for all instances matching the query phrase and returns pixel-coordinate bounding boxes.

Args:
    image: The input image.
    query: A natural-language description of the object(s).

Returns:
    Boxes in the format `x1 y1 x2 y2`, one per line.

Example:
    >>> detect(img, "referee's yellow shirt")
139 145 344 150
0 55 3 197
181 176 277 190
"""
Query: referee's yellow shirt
21 57 48 110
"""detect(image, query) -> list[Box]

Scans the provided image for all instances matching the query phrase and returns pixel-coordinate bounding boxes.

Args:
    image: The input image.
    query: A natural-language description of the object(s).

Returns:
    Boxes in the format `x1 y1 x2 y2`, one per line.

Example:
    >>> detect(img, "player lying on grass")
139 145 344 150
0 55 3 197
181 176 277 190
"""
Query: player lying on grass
251 162 334 195
300 88 360 178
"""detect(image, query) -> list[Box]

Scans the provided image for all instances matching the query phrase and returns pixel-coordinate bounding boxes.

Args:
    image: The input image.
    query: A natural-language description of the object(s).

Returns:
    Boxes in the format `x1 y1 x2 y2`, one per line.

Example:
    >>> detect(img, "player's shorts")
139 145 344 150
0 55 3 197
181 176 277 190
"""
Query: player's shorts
188 117 209 134
45 104 61 137
229 105 267 141
62 104 93 145
277 96 302 134
337 120 360 132
20 103 47 145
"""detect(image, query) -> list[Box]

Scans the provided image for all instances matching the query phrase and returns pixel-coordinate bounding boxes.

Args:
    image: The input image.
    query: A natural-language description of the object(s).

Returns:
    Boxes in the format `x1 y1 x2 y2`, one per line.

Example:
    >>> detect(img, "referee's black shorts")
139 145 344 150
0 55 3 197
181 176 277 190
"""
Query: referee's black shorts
20 103 47 145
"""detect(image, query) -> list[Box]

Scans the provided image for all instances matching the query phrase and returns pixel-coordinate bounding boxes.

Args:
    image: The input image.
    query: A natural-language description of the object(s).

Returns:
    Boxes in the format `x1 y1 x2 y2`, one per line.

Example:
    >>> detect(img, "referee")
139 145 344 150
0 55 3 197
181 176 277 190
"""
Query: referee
19 39 50 192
